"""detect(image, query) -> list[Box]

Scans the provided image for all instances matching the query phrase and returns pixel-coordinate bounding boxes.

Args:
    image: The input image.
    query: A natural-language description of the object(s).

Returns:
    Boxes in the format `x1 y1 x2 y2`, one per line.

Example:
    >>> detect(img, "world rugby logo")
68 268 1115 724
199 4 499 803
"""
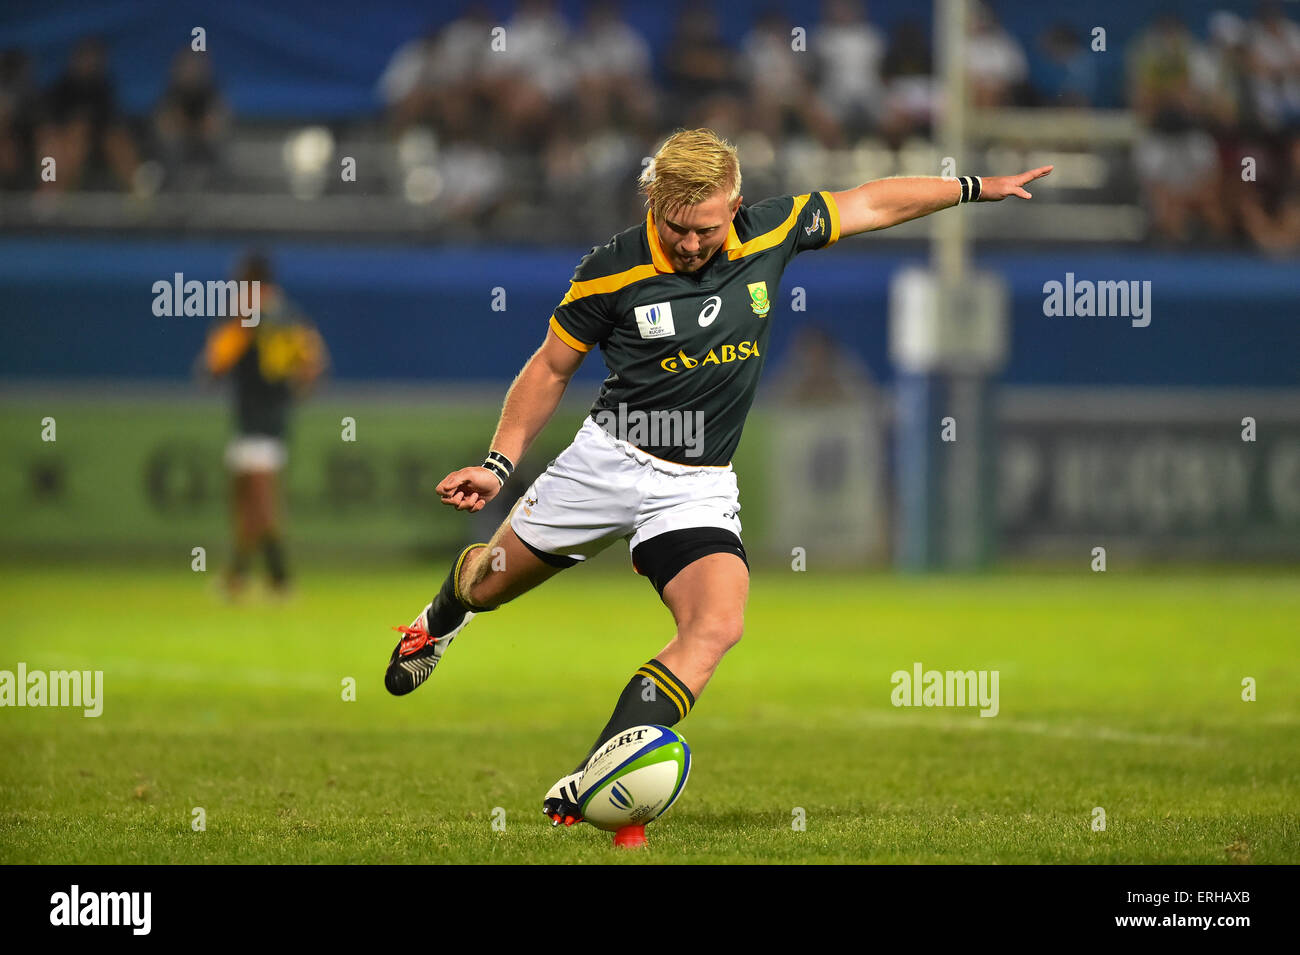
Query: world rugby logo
635 302 676 339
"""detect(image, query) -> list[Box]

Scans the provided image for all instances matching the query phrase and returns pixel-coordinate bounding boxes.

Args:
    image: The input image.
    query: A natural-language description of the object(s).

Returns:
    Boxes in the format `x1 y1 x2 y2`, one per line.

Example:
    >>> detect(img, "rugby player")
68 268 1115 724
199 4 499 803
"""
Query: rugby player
383 128 1050 825
200 252 328 598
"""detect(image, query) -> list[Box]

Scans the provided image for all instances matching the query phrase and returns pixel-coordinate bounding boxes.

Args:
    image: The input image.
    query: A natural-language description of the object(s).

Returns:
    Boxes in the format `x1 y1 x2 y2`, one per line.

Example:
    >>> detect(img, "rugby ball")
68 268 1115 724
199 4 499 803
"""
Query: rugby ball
577 725 691 831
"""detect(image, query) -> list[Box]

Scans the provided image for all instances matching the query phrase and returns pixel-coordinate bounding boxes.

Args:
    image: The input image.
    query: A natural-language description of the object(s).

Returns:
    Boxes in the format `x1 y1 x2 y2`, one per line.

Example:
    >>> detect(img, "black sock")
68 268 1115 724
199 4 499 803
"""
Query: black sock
425 543 489 636
572 659 696 774
263 535 288 586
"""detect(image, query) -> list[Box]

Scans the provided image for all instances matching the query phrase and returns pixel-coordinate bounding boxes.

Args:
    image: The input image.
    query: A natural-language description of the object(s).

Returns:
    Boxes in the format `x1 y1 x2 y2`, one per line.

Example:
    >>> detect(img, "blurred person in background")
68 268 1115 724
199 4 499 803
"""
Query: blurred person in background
35 37 139 193
382 14 469 132
378 23 443 132
742 7 841 146
544 0 658 228
1192 11 1257 132
1246 1 1300 132
380 4 495 135
1193 11 1272 246
965 1 1030 107
480 0 574 150
879 17 935 147
1240 128 1300 253
571 0 658 139
1032 23 1099 107
664 5 743 128
1128 13 1230 242
0 49 40 190
436 103 511 226
810 0 886 140
198 252 328 599
153 47 229 191
688 90 748 144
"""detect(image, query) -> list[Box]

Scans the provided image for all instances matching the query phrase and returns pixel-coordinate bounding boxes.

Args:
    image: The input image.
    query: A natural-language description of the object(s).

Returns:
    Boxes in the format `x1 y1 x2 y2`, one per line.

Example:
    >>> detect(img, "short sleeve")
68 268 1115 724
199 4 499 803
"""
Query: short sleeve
548 247 619 352
204 318 253 375
737 191 842 266
791 190 841 254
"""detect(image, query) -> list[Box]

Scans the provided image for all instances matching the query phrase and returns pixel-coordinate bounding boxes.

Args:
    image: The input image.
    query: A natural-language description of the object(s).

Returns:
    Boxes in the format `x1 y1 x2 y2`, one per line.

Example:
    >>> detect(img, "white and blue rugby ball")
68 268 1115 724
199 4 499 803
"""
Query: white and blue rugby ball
577 725 691 831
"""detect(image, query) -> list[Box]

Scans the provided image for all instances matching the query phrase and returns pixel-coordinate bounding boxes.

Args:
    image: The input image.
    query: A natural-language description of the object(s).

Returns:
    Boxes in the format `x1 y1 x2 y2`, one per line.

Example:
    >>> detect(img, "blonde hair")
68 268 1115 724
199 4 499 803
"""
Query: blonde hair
638 128 741 219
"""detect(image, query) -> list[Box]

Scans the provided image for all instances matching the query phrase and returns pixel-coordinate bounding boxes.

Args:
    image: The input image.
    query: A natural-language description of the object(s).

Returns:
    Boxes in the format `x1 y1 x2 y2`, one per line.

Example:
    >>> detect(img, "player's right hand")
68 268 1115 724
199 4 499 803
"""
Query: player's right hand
436 467 501 512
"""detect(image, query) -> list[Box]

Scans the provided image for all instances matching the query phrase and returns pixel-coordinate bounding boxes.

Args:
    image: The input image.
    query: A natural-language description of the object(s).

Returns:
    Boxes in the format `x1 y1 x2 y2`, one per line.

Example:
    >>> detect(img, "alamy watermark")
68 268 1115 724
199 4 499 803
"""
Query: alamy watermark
891 662 999 717
1 663 103 717
151 273 260 326
50 885 150 935
592 402 706 459
1042 272 1151 327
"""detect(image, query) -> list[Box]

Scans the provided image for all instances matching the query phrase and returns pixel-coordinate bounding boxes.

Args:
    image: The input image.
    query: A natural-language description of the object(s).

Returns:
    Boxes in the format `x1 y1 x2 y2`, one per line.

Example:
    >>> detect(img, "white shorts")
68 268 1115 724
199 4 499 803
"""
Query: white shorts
510 417 742 563
224 435 287 473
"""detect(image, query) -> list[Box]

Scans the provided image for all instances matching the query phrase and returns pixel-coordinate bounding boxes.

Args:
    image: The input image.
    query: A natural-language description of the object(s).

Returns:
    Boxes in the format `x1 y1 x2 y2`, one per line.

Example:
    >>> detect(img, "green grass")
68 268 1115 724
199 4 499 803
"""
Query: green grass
1 564 1296 863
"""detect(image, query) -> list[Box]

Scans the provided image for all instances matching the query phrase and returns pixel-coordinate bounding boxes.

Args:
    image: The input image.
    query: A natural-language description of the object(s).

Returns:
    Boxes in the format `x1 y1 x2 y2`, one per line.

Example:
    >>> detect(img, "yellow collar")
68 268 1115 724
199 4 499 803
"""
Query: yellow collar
646 208 742 274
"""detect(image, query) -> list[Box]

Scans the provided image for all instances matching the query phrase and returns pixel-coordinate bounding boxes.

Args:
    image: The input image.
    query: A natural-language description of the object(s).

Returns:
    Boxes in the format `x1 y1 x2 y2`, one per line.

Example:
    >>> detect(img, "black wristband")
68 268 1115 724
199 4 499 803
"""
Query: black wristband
482 450 514 486
957 175 982 203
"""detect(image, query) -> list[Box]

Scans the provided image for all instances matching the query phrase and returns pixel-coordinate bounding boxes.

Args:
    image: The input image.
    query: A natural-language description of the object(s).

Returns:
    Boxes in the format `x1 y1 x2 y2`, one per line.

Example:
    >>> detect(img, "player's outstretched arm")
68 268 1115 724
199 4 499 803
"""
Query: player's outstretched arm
830 165 1053 236
436 328 586 513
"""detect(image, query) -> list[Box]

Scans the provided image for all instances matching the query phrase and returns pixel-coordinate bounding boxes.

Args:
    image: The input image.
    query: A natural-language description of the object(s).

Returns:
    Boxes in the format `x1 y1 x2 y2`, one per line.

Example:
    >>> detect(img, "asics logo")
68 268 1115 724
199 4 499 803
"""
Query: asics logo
697 295 722 327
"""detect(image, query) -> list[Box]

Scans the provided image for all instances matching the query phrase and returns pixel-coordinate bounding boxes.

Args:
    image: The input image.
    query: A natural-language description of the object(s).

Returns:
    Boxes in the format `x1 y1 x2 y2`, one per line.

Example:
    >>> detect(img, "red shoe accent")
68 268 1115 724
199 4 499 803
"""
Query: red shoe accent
392 623 441 657
613 824 647 849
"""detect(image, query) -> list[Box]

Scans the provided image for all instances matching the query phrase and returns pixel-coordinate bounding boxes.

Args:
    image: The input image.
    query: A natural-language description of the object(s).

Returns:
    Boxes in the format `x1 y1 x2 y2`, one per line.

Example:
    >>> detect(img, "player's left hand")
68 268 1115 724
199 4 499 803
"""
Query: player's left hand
978 165 1053 201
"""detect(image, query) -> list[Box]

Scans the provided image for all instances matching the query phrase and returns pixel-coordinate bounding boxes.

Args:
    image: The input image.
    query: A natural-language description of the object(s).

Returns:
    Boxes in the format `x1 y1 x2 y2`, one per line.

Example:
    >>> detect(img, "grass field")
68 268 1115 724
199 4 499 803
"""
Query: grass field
1 563 1296 864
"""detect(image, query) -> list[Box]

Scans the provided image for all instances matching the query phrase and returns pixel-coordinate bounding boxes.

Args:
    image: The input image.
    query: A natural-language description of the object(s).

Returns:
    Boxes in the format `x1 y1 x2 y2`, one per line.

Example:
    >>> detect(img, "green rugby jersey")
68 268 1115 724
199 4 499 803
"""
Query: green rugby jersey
549 191 841 465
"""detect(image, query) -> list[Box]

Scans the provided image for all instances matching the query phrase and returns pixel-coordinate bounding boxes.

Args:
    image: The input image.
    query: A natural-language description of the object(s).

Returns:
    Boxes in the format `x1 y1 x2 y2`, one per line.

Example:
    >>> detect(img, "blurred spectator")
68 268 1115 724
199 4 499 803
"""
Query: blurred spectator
378 25 439 129
1246 1 1300 132
742 7 840 146
3 3 1289 253
0 49 41 190
664 5 743 127
1128 12 1199 122
153 47 228 190
35 37 139 192
810 0 886 139
543 1 654 232
1032 23 1100 107
879 17 935 147
1196 12 1273 247
1239 130 1300 253
966 2 1030 107
572 0 657 137
1191 12 1258 132
480 0 575 149
690 91 748 144
379 4 495 134
436 103 510 225
1128 14 1229 242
